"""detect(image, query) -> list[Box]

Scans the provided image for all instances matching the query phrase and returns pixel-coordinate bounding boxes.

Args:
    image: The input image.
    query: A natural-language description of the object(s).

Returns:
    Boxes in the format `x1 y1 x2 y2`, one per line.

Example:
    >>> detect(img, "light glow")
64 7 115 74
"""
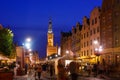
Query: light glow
66 50 69 54
26 38 31 42
25 43 31 49
93 40 98 45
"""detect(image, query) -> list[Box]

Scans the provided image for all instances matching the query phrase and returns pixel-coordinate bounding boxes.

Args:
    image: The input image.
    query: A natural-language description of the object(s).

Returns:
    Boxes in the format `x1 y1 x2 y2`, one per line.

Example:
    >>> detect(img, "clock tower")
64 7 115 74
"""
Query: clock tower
47 19 54 46
47 19 58 57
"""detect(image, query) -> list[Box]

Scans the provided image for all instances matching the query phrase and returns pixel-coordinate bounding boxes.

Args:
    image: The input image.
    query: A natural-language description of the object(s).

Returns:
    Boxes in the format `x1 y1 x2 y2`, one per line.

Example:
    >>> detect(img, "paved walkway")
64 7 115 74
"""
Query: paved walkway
13 71 120 80
13 75 27 80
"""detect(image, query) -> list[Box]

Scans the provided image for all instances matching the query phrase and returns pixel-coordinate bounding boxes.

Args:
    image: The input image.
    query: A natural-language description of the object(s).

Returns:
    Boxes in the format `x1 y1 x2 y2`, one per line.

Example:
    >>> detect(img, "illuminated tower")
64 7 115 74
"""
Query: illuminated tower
47 19 57 57
47 19 54 46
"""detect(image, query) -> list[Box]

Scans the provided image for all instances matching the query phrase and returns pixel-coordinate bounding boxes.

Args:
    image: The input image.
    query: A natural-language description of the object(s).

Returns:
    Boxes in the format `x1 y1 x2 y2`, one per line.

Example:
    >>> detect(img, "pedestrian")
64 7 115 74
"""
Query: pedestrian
14 66 17 77
86 63 91 77
93 64 97 76
34 65 38 80
69 61 78 80
25 63 28 74
50 64 54 77
37 64 42 80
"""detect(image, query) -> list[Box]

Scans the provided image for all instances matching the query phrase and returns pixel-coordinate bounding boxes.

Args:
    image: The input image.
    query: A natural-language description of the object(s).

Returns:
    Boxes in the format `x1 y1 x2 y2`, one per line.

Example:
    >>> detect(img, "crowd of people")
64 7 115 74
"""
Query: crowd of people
11 60 113 80
57 60 112 80
27 63 55 80
85 62 111 77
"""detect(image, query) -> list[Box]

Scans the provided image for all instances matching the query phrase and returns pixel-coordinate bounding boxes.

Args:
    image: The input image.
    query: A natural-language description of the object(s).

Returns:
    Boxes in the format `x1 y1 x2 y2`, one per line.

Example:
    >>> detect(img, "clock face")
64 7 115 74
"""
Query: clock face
48 33 53 46
48 34 53 39
48 39 52 42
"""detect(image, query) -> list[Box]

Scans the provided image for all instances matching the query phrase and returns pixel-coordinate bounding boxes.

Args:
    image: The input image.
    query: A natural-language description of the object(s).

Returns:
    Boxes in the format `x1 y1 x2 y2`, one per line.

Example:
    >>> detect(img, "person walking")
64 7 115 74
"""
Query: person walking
50 64 54 77
25 63 28 74
37 64 42 80
69 61 78 80
86 63 92 77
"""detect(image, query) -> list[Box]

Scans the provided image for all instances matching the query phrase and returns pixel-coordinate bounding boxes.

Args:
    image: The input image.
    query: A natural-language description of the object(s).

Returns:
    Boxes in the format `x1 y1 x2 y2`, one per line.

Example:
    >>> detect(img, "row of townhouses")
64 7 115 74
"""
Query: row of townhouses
61 0 120 66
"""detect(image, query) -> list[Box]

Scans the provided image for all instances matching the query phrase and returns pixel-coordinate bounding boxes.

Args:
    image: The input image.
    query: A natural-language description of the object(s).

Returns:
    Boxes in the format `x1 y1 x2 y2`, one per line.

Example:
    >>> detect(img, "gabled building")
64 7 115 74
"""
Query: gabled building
80 16 90 62
89 7 101 63
61 31 72 57
71 22 82 58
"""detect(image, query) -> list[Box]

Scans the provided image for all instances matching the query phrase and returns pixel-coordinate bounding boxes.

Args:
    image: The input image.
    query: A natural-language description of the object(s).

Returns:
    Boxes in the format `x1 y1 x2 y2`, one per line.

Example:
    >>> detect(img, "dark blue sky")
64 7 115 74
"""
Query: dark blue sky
0 0 102 58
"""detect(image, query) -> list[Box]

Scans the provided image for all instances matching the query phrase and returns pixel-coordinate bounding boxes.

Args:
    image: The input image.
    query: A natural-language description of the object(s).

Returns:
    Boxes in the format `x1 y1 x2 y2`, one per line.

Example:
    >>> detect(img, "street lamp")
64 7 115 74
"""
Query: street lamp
66 50 69 55
26 38 31 42
93 40 103 63
23 37 33 64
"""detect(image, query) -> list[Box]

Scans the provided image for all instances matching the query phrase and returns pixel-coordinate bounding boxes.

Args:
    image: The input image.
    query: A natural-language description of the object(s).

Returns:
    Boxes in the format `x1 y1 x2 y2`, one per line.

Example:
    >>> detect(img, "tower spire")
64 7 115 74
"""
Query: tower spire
48 18 53 33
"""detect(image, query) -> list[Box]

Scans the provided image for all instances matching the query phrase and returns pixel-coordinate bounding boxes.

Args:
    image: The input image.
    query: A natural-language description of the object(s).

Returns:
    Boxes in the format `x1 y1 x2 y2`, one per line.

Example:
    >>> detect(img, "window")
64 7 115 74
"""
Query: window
84 51 86 56
97 27 99 32
95 17 97 24
92 19 94 25
87 32 89 37
90 40 92 45
90 30 92 35
91 49 92 55
81 51 83 56
84 42 86 47
93 28 96 34
84 33 86 38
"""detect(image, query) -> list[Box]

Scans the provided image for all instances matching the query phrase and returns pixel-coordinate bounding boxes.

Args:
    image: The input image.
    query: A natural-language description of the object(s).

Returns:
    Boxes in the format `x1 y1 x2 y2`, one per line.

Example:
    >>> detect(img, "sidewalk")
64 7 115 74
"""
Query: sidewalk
13 71 120 80
13 75 27 80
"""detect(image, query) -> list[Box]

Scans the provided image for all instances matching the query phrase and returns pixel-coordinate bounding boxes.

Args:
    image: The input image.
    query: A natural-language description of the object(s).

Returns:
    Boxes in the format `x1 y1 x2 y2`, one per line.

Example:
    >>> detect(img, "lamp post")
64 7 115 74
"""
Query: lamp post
23 37 32 64
93 40 103 64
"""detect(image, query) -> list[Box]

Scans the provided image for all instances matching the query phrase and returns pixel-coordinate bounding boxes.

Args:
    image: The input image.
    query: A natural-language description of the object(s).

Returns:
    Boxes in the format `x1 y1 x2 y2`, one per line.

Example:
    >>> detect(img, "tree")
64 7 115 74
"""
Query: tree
0 27 14 57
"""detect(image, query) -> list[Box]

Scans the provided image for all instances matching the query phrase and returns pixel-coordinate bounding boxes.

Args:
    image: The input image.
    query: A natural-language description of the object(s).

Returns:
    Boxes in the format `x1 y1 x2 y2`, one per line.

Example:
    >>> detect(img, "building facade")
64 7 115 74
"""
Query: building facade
60 32 72 56
89 7 101 63
80 16 90 63
100 0 120 65
60 0 120 66
16 46 25 68
71 23 82 58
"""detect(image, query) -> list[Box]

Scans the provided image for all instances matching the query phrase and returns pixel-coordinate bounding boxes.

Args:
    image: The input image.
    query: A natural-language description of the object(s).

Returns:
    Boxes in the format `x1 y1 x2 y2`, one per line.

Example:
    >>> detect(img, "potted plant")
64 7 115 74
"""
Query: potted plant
0 66 14 80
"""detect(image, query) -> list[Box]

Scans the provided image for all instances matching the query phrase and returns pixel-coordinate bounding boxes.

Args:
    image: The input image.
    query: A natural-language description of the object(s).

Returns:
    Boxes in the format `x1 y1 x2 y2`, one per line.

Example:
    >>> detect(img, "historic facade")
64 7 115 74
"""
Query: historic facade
71 22 82 58
89 7 101 63
80 16 90 63
47 19 58 57
100 0 120 65
60 32 72 56
60 0 120 66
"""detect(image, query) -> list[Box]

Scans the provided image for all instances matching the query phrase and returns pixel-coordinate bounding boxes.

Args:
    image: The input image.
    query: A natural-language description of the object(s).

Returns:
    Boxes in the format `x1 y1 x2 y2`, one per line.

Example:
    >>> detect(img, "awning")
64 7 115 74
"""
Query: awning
0 54 9 60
